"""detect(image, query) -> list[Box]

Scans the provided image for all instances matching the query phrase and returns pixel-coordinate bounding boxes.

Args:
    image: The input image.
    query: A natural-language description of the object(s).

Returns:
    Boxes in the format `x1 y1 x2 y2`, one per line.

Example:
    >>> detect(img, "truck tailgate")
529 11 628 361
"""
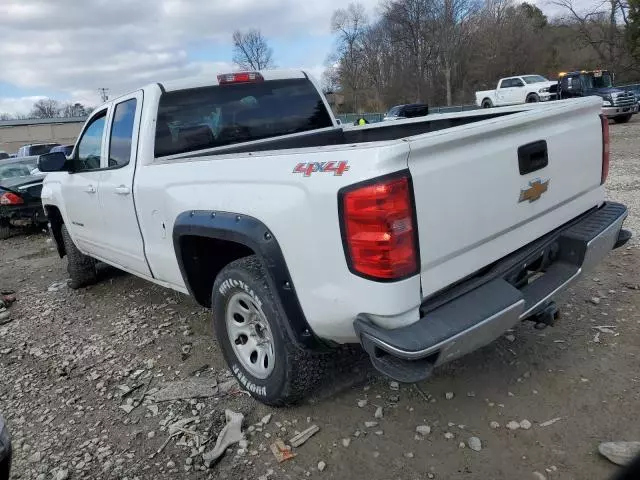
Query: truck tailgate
407 97 605 299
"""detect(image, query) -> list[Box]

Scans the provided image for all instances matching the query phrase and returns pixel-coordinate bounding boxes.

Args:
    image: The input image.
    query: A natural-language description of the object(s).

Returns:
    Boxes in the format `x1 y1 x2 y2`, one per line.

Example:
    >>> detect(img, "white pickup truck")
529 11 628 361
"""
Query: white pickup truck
476 75 557 108
38 70 631 405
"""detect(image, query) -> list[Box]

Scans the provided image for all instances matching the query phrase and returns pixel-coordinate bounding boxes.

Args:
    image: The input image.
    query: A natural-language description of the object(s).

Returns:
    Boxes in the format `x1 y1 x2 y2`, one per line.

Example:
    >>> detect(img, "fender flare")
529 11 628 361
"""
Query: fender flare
172 210 324 350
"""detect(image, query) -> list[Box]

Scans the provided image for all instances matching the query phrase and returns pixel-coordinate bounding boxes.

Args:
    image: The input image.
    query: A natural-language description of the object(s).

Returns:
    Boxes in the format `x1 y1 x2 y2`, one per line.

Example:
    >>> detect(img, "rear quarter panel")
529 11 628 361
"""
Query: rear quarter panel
135 140 422 343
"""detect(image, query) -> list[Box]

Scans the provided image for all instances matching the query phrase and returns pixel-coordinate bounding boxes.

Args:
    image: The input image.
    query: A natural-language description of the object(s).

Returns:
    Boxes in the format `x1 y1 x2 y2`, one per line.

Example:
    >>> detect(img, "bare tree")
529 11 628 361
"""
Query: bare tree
59 102 90 118
232 29 275 70
30 99 60 119
551 0 629 70
331 2 369 111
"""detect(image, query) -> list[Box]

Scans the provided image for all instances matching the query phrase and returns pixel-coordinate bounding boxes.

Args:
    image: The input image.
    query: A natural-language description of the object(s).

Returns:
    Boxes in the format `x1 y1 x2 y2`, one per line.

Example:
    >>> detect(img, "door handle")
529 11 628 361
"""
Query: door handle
85 185 96 194
114 185 131 195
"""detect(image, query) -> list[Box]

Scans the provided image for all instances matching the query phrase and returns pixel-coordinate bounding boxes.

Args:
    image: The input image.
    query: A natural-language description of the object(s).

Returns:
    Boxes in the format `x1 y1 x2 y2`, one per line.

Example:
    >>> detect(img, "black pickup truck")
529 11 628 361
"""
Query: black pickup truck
553 70 638 123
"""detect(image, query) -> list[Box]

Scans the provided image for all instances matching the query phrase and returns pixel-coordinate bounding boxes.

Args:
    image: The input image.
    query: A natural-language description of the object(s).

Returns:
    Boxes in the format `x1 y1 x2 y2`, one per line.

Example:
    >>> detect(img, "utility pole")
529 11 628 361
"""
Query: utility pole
98 88 109 102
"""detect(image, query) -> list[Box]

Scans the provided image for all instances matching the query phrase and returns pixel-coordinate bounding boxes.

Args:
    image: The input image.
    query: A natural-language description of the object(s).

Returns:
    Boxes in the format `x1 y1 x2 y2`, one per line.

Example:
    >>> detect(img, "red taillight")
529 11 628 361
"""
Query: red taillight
600 114 610 184
0 192 23 205
217 72 264 85
340 174 419 280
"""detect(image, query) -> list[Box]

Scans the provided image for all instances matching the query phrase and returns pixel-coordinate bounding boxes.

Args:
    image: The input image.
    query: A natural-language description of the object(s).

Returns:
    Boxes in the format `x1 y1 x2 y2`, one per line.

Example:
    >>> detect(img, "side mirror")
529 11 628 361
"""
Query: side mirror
38 152 68 172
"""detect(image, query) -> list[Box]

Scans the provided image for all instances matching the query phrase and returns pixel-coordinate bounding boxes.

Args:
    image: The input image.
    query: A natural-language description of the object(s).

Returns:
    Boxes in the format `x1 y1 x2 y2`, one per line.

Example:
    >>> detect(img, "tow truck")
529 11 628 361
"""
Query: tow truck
555 70 638 123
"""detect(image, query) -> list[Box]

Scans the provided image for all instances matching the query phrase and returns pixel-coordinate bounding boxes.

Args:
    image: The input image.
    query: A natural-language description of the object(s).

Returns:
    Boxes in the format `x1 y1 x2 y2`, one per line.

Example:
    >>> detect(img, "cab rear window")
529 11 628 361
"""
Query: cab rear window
155 78 333 157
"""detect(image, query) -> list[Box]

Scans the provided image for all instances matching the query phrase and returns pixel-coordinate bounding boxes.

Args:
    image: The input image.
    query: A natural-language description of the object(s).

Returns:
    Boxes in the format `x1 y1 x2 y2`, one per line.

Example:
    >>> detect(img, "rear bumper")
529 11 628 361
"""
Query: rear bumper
354 202 630 382
0 203 46 225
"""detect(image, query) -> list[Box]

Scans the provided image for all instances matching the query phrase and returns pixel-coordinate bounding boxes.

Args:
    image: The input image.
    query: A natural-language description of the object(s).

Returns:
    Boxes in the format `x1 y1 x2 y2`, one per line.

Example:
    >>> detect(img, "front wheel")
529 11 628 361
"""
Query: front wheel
526 94 540 103
212 256 325 406
613 114 632 124
481 99 493 108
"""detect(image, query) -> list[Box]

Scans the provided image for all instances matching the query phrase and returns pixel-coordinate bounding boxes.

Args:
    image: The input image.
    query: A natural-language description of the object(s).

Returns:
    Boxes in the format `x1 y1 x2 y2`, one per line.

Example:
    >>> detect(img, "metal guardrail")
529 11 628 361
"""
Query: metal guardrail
336 104 478 124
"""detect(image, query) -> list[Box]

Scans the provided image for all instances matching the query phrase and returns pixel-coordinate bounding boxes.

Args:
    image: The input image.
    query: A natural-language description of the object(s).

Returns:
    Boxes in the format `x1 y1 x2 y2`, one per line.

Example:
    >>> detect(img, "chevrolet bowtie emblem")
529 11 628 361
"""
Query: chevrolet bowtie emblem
519 178 549 203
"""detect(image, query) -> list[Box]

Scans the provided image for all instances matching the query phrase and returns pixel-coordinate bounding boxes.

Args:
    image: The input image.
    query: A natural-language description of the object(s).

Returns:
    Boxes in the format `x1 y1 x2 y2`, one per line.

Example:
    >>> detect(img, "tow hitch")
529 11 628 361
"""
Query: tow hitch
525 302 559 330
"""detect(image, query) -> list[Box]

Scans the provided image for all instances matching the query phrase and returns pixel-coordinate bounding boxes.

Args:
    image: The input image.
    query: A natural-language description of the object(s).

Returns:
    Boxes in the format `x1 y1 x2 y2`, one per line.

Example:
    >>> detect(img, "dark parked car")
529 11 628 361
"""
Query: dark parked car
50 144 74 156
0 157 46 239
383 103 429 121
0 152 9 160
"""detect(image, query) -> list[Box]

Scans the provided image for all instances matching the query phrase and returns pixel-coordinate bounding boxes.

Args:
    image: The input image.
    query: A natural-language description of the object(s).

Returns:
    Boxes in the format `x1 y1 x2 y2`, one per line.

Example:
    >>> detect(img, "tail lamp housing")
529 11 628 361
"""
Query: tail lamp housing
0 191 23 205
339 172 419 281
600 114 610 184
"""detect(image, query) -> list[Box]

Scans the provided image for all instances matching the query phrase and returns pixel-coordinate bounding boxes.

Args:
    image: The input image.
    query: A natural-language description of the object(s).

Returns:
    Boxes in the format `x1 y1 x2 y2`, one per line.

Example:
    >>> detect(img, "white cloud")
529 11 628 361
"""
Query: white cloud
0 0 375 114
0 96 48 116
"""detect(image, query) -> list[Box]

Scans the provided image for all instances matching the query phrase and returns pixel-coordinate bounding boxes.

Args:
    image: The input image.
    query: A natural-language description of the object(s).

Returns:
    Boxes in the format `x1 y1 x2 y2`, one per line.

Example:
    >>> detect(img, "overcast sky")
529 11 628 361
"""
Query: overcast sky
0 0 569 116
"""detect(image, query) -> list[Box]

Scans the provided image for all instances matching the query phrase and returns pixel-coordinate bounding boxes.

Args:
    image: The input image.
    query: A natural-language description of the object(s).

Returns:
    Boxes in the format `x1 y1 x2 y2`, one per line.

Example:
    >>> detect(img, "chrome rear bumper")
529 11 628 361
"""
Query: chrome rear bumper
355 202 630 382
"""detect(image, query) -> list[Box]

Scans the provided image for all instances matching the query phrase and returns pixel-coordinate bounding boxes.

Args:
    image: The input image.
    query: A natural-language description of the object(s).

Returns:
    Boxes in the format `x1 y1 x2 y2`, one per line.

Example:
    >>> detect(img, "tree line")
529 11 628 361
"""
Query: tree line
0 99 93 121
325 0 640 112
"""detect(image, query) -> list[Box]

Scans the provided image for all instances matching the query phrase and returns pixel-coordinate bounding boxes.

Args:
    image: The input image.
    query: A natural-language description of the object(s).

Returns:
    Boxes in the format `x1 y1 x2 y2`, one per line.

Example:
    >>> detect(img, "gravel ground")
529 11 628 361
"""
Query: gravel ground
1 118 639 480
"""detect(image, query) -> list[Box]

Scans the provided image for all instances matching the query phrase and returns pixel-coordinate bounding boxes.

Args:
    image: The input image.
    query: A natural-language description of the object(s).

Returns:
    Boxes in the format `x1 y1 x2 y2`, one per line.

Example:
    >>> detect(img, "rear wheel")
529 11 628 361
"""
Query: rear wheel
212 255 326 406
61 225 97 289
613 114 632 124
526 94 540 103
481 99 493 108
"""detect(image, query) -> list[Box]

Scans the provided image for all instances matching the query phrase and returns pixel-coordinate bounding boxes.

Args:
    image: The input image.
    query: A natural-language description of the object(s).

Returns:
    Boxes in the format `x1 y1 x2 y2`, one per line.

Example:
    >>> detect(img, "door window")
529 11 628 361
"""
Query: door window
499 79 513 88
511 78 525 87
108 98 137 168
75 111 107 171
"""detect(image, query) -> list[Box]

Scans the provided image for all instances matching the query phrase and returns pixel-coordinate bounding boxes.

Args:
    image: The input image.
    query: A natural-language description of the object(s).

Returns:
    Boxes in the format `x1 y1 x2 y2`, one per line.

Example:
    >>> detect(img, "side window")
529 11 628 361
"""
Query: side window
500 79 512 88
108 98 137 168
75 111 107 171
512 78 525 87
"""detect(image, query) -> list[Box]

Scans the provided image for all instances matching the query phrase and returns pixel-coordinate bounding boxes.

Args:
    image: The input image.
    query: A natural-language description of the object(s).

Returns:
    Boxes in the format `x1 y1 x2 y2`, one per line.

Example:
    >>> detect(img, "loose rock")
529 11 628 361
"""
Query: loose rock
489 421 500 429
364 421 378 428
389 381 399 391
445 392 454 400
590 297 601 305
318 461 327 472
357 399 368 408
374 407 383 419
598 441 640 466
520 419 532 430
342 438 351 447
468 436 482 452
532 472 547 480
506 421 521 430
416 425 431 436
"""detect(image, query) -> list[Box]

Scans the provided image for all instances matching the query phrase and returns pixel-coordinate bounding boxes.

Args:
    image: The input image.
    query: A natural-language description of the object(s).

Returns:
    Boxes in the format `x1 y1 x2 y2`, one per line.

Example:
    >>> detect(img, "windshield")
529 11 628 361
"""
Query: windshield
522 75 548 84
0 158 38 181
581 72 613 89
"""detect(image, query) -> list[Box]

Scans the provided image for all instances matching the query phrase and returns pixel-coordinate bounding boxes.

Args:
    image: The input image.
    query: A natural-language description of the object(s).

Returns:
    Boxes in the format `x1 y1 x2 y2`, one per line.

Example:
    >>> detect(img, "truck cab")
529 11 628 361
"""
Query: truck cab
556 70 638 123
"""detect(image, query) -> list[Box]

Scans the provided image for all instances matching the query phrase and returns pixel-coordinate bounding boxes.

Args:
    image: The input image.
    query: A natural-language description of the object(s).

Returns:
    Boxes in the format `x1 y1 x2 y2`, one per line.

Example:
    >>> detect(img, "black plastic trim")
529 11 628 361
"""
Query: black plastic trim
337 170 421 283
518 140 548 175
172 210 322 349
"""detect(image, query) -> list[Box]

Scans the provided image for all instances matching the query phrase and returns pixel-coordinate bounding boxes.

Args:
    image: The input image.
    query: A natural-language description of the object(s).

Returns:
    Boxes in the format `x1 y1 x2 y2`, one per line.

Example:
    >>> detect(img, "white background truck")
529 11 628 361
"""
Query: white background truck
38 70 630 405
475 75 557 108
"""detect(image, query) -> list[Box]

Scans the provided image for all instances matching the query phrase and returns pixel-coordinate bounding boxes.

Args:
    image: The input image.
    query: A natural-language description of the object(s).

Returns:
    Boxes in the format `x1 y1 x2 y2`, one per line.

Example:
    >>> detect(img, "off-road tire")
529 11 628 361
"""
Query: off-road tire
212 255 326 406
526 93 540 103
61 225 97 289
482 99 493 108
613 114 632 124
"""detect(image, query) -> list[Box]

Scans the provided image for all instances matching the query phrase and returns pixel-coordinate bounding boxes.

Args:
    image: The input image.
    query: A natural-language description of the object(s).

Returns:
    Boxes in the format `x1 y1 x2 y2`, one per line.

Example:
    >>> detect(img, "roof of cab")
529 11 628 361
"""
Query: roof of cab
160 69 308 92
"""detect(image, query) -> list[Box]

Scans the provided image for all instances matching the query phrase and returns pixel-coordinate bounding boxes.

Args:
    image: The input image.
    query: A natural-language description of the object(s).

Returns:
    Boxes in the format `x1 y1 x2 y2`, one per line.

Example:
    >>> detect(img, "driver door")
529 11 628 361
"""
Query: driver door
61 109 108 256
